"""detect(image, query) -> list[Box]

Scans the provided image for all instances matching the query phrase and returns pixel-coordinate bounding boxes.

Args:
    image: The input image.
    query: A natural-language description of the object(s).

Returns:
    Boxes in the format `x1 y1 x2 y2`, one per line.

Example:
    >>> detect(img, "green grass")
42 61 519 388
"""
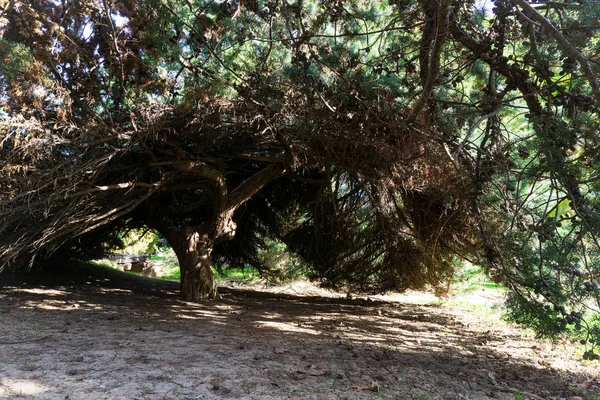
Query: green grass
433 263 508 323
89 260 147 277
90 259 113 268
157 263 180 280
445 298 505 322
150 255 174 262
156 264 260 283
213 266 259 282
451 262 504 294
92 257 260 283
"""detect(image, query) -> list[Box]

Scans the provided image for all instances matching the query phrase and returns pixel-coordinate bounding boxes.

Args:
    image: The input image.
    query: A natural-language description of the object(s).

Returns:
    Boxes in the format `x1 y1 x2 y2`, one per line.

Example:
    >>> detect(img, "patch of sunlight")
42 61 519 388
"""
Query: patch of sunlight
257 312 285 319
258 320 321 335
213 304 242 312
1 378 49 396
372 290 439 304
172 308 227 320
14 288 66 296
309 312 344 319
171 303 229 313
33 300 69 310
32 300 104 311
98 288 133 294
176 313 201 320
341 332 387 342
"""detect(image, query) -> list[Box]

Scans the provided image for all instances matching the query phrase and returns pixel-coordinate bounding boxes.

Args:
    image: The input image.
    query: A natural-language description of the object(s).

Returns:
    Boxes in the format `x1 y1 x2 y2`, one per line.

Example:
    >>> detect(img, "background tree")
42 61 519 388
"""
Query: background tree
1 0 600 354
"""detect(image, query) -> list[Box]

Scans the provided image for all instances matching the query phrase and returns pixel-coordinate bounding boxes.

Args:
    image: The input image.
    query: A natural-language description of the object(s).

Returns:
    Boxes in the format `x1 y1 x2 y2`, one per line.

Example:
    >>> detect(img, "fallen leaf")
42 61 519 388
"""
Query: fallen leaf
351 381 379 392
351 383 370 391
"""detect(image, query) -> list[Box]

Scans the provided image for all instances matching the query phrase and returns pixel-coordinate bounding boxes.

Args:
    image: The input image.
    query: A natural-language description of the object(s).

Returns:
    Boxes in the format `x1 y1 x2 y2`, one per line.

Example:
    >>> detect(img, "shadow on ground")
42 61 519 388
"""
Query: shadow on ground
0 263 598 400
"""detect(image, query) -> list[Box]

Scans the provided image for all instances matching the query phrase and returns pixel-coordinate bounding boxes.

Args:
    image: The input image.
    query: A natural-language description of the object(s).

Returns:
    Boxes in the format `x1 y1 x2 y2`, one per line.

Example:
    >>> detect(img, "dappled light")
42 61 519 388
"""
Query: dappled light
3 0 600 396
3 0 600 349
256 321 322 336
168 304 232 322
1 265 598 399
0 378 50 396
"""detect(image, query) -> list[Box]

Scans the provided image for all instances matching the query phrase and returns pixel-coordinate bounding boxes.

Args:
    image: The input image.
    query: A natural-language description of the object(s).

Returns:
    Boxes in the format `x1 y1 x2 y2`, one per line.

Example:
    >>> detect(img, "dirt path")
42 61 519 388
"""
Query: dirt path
0 264 598 400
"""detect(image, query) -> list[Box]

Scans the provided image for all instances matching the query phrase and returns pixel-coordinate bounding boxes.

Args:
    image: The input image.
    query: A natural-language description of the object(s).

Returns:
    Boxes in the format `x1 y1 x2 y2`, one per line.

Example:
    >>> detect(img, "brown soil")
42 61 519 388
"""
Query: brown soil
0 263 598 400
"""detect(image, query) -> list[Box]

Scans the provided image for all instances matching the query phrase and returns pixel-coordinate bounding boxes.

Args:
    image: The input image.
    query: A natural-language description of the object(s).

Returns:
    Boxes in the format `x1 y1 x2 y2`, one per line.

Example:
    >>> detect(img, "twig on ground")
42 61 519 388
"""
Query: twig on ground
0 335 52 345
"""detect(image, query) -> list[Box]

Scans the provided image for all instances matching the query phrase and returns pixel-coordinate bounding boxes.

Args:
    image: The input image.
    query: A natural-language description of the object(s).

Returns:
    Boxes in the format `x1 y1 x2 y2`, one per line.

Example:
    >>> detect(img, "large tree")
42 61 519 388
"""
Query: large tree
1 0 600 352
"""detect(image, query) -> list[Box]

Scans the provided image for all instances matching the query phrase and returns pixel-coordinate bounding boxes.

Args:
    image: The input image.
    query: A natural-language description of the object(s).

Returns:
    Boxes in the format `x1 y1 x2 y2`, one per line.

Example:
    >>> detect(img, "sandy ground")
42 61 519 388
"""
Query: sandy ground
0 263 598 400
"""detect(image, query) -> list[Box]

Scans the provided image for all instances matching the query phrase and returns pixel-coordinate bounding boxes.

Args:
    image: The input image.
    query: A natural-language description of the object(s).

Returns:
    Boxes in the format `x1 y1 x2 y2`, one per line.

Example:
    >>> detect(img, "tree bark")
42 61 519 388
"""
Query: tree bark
169 227 217 301
154 163 287 301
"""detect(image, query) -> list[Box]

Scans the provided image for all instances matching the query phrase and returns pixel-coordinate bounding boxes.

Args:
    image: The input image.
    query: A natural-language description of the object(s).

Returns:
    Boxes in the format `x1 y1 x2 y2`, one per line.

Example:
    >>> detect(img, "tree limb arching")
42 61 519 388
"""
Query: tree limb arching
408 0 450 121
227 163 288 211
513 0 600 105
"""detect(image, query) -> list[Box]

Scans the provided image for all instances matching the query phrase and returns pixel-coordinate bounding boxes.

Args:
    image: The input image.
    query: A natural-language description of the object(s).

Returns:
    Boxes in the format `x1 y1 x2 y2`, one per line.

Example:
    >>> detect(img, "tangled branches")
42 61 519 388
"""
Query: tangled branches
2 0 600 351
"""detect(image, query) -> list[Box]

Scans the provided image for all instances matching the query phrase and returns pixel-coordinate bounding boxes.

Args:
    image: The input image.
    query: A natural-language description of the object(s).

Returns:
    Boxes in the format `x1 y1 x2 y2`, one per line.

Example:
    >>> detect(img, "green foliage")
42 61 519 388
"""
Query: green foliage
112 229 159 255
2 0 600 356
0 39 34 82
154 242 177 260
256 238 307 284
505 291 565 340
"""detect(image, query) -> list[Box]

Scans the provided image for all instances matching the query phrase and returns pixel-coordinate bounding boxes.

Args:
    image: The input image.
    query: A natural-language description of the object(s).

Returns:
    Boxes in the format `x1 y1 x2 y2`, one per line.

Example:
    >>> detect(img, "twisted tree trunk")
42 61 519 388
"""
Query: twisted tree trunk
155 163 287 301
169 228 217 301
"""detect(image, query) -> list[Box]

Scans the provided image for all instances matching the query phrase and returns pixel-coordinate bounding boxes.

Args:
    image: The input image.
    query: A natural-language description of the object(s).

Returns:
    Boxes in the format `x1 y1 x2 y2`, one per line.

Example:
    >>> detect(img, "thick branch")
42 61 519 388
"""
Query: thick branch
173 161 228 216
227 163 288 211
449 16 544 114
408 0 450 120
513 0 600 105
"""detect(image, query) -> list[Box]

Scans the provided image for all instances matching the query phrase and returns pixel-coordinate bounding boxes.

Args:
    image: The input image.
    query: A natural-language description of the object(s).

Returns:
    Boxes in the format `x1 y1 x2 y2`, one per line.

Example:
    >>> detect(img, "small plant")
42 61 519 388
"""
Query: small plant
292 388 309 395
31 309 40 330
331 375 340 388
23 359 35 372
